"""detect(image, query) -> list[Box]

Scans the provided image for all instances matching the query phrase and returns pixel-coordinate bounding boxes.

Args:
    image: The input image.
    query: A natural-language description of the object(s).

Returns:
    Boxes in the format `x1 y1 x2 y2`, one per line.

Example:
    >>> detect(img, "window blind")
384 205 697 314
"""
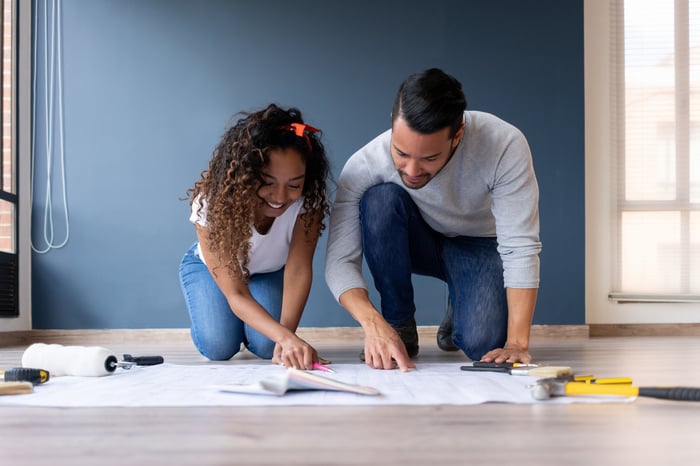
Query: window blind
609 0 700 301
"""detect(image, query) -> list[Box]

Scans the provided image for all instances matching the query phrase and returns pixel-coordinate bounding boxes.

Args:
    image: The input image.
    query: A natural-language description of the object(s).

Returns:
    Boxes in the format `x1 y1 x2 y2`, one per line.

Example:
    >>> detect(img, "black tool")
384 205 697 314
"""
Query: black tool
0 367 50 386
461 364 572 377
472 362 538 369
122 354 164 366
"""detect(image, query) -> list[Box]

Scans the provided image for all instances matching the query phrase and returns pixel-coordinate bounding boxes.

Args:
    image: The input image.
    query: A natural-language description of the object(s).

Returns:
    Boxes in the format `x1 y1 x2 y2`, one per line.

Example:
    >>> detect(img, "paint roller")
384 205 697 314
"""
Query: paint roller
21 343 163 377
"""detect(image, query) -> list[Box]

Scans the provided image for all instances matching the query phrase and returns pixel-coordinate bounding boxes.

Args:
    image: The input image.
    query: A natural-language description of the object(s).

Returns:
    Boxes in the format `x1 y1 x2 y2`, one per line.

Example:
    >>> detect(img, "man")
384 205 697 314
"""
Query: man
325 68 541 371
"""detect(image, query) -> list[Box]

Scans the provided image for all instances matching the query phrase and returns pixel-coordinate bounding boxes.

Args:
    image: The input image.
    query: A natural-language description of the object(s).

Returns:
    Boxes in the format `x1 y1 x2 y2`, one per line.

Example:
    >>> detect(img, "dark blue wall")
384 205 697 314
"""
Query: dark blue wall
30 0 584 329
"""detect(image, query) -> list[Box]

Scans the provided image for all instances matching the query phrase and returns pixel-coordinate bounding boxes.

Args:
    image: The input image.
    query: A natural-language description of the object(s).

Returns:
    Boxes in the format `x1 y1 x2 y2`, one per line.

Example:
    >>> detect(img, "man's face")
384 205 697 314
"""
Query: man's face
390 117 463 190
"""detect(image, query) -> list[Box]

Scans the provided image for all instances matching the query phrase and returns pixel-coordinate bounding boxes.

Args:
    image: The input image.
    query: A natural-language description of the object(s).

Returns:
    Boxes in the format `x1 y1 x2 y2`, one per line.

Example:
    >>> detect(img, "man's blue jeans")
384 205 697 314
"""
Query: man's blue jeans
360 183 508 360
178 243 282 360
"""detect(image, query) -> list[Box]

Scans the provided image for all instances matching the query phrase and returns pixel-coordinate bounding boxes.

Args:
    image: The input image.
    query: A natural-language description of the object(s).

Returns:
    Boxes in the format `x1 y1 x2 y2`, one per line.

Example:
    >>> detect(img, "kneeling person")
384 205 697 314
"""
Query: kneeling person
325 68 541 371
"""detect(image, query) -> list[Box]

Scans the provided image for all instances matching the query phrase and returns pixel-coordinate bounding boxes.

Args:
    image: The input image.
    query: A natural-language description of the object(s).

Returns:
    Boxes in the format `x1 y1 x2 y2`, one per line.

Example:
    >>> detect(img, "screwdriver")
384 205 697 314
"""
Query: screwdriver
0 367 50 385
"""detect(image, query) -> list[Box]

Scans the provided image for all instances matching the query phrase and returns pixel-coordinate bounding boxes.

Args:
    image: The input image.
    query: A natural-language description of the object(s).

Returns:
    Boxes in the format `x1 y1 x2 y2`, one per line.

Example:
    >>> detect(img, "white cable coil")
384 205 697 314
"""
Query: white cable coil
31 0 70 253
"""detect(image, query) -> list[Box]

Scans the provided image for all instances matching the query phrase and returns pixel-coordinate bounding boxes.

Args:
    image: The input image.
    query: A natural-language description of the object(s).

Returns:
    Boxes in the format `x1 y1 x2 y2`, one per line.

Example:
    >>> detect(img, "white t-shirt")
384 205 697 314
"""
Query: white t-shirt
190 196 304 275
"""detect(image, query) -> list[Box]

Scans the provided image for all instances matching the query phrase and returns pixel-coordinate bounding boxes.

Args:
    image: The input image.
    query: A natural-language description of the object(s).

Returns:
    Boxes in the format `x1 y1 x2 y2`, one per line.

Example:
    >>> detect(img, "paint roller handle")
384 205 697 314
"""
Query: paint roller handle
0 367 50 385
639 387 700 401
122 354 164 366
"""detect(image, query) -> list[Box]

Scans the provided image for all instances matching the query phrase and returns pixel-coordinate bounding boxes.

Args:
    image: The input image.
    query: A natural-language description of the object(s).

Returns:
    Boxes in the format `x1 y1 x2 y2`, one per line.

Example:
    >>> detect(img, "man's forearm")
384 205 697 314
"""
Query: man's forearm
338 288 386 331
504 287 538 350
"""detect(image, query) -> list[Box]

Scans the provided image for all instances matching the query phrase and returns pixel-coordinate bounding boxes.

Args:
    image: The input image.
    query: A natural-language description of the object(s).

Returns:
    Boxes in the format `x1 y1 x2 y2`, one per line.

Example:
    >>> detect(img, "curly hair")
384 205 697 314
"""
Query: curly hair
187 104 330 282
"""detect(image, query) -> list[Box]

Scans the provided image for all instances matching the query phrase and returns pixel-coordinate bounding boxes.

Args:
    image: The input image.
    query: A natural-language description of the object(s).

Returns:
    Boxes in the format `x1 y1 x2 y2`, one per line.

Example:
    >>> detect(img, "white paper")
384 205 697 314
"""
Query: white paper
0 363 634 407
213 368 381 396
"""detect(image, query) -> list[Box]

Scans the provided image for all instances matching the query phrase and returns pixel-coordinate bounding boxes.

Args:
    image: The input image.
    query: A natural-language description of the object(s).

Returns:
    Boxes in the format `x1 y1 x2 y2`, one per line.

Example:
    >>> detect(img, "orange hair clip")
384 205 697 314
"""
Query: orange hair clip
287 122 320 136
279 122 320 152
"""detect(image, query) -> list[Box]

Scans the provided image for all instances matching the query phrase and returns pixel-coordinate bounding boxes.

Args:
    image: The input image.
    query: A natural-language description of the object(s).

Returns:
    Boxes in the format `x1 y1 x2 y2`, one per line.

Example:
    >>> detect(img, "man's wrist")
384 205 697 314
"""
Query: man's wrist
359 312 389 335
504 339 529 351
339 288 385 331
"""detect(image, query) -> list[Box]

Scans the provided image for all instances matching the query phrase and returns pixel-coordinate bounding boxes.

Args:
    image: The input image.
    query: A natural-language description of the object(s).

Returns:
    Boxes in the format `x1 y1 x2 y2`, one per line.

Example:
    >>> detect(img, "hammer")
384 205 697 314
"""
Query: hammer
532 377 700 401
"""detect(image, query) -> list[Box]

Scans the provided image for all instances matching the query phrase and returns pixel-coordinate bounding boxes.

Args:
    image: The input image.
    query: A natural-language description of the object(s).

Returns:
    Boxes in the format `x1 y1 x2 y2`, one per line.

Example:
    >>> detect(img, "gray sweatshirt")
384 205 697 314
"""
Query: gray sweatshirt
325 111 541 302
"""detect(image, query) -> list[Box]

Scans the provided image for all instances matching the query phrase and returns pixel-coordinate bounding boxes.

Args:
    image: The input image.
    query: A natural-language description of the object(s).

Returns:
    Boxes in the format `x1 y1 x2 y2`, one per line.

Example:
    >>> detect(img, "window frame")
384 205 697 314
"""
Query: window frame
0 0 31 330
585 0 700 324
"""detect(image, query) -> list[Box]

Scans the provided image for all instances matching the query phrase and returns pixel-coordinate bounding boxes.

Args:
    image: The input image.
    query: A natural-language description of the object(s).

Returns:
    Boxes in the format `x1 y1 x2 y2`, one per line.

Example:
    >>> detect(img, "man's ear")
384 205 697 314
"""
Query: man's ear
453 122 466 147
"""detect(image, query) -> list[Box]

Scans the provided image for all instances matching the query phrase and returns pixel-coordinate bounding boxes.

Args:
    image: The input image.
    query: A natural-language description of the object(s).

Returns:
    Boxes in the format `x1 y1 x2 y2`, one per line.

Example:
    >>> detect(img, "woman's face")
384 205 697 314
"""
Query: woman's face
256 147 306 218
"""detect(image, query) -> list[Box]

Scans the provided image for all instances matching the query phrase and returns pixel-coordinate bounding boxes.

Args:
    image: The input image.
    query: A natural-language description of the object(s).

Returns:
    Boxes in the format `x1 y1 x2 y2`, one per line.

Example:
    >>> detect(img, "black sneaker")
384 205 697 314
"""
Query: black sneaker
359 317 420 361
437 300 459 352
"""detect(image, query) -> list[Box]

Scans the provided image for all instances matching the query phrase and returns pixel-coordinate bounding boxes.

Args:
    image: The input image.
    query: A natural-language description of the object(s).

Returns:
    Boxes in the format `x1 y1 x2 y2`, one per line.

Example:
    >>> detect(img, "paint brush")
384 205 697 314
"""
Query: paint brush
460 365 572 378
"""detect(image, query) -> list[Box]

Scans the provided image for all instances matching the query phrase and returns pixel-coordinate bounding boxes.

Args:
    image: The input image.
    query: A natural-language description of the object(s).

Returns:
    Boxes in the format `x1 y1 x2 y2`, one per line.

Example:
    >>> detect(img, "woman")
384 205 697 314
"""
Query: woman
179 104 331 370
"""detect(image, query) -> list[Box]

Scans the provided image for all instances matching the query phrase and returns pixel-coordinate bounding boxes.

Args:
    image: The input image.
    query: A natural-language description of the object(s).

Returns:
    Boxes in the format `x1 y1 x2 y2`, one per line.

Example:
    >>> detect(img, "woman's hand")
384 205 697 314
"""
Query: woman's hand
271 335 323 370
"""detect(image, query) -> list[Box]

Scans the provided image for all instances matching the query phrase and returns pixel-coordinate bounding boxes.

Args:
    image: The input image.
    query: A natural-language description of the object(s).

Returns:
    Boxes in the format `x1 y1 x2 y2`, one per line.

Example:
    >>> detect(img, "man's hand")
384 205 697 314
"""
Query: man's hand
363 320 416 372
480 344 532 364
337 288 416 372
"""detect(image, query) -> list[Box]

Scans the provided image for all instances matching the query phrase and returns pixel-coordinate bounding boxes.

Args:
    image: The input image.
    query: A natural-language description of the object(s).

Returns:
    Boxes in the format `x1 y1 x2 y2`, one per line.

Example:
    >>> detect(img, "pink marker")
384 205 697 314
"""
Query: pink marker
313 362 335 373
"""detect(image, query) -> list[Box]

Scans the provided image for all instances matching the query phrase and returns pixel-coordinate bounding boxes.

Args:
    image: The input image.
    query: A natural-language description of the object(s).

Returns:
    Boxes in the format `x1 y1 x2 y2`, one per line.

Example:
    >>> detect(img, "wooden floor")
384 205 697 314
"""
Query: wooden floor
1 331 700 466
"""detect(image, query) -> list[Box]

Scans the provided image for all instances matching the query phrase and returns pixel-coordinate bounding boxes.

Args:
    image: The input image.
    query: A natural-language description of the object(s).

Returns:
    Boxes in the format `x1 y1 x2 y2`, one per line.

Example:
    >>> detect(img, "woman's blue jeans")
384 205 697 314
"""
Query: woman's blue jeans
178 243 283 360
360 183 508 360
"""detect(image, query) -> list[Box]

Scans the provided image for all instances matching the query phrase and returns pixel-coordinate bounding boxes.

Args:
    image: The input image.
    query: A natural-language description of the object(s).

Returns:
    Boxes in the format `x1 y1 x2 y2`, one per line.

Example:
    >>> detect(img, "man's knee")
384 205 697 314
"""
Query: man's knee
452 330 506 361
360 183 406 215
454 339 502 361
361 182 404 203
360 183 408 233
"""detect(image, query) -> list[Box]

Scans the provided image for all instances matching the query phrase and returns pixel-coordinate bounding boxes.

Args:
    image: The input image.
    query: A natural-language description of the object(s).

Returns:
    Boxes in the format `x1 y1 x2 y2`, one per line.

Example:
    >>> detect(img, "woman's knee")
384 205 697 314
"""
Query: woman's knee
190 326 242 361
194 341 240 361
245 338 275 360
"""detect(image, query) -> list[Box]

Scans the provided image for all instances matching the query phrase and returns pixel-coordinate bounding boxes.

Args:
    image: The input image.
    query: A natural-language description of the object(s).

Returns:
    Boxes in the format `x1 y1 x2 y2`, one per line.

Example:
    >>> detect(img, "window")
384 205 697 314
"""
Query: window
0 0 17 317
586 0 700 324
610 0 700 301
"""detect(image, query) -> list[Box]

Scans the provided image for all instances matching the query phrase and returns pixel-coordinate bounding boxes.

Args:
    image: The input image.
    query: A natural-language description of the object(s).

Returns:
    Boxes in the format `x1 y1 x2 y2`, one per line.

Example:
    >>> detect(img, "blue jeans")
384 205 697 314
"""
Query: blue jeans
360 183 508 360
178 243 283 360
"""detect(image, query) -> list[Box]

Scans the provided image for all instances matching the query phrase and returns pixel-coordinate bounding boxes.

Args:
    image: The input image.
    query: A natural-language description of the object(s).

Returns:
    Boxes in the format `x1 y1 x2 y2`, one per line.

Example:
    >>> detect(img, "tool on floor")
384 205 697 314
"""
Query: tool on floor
122 354 164 366
0 367 50 385
531 376 700 401
0 381 34 395
472 362 540 369
21 343 163 377
567 374 633 385
461 364 572 378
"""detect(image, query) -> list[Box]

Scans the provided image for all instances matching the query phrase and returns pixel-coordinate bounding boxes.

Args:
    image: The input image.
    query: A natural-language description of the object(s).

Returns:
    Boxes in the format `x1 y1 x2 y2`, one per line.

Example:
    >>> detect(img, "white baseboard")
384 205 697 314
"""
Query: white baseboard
0 325 590 347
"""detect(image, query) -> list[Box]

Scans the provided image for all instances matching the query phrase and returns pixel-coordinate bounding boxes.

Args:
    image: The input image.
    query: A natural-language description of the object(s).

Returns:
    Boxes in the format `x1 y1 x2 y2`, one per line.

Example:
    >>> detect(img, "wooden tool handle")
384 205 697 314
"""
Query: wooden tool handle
0 382 34 395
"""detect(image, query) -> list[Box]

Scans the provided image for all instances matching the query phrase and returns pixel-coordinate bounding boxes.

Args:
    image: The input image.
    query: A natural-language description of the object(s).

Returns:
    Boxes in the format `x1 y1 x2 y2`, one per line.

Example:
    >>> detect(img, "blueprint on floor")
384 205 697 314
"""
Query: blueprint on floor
0 362 634 407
